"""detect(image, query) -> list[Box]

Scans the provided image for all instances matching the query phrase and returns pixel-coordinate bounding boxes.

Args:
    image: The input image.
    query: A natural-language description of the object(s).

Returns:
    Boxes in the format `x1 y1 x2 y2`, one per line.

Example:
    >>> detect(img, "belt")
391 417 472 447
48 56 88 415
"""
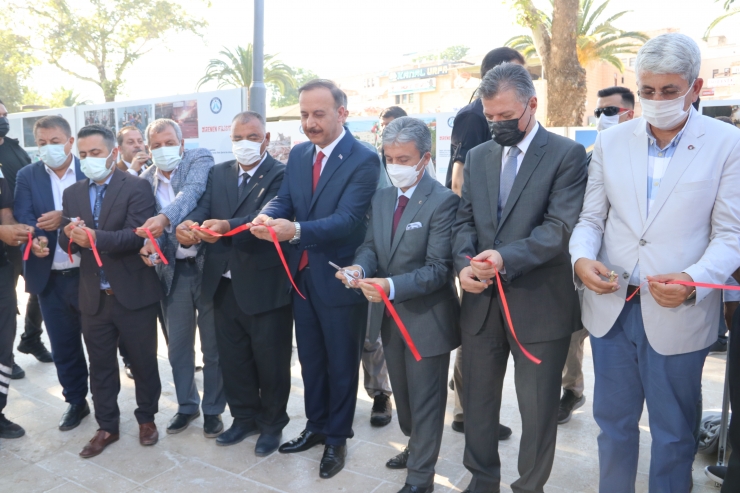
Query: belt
175 257 197 264
102 288 114 296
626 285 641 299
51 268 79 277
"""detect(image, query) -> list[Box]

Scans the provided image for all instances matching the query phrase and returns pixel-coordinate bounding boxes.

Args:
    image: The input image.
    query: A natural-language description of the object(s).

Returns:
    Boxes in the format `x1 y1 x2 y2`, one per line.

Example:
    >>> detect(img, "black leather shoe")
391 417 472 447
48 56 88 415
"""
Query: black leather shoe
59 401 90 431
319 444 347 478
166 411 201 434
216 422 260 447
499 424 512 441
386 447 409 469
255 432 282 456
370 393 392 427
451 420 464 433
124 364 134 380
10 362 25 380
17 340 53 363
398 484 434 493
279 429 326 453
558 389 586 424
0 414 25 439
203 414 223 438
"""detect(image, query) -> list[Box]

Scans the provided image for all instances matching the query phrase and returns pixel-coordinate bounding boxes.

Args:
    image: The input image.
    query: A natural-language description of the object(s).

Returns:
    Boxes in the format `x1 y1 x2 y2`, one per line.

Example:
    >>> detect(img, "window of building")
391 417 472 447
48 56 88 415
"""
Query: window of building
713 69 719 78
628 57 636 68
402 94 408 103
409 94 415 103
395 95 401 104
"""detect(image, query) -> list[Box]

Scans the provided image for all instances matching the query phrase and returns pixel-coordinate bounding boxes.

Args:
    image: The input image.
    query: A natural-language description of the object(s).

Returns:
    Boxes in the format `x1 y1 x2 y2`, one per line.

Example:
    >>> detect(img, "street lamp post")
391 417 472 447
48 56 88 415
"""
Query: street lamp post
249 0 266 116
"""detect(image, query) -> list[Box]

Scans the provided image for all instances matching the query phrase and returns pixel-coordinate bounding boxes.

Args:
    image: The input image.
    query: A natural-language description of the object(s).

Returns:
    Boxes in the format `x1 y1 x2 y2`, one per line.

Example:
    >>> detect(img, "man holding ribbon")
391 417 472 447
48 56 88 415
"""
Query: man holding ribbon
452 63 588 493
250 79 380 479
59 124 163 458
338 116 459 493
570 33 740 492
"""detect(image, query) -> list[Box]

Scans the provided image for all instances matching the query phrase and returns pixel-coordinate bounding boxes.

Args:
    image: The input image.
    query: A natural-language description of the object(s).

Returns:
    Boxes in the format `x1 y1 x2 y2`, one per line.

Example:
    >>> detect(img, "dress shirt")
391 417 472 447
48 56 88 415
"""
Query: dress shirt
155 166 197 259
45 161 80 269
501 121 540 176
314 128 346 173
122 160 138 176
88 172 114 289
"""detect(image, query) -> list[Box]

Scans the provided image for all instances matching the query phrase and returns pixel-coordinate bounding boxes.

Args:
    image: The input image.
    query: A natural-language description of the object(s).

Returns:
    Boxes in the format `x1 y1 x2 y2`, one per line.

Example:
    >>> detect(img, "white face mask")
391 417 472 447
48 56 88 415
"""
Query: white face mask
597 113 622 132
640 80 695 130
80 150 114 182
39 144 70 169
387 157 424 189
232 138 264 165
151 145 182 172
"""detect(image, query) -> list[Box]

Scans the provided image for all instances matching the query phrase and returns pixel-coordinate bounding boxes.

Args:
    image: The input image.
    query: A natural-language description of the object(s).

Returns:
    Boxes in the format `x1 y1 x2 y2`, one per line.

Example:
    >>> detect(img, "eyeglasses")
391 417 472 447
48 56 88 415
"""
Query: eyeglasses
594 106 630 118
637 81 695 101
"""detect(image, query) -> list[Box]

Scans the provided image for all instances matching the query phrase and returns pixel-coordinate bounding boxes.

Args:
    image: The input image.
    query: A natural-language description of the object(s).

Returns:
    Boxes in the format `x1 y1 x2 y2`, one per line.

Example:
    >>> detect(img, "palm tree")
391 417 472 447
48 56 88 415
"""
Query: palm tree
49 87 92 108
196 44 296 94
705 0 739 39
506 0 648 72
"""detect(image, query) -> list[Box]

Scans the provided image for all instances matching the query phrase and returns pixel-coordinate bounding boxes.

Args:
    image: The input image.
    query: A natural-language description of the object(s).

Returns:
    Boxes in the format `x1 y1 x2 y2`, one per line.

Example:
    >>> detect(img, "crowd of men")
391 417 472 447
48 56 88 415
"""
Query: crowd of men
0 32 739 493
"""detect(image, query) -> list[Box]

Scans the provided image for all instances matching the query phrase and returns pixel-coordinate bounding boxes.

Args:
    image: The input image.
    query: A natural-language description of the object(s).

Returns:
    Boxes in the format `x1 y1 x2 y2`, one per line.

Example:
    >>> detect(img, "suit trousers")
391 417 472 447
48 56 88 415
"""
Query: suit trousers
38 270 88 405
381 315 449 487
591 297 708 493
82 292 160 434
463 295 570 493
561 327 588 397
293 268 367 446
161 261 225 415
213 278 293 433
362 329 392 398
722 308 740 492
453 346 464 422
0 262 16 412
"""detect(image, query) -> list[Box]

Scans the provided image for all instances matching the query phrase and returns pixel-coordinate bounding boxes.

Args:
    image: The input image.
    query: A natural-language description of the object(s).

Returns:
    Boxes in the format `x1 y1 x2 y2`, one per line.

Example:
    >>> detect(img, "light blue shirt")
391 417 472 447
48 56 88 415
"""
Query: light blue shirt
88 172 114 289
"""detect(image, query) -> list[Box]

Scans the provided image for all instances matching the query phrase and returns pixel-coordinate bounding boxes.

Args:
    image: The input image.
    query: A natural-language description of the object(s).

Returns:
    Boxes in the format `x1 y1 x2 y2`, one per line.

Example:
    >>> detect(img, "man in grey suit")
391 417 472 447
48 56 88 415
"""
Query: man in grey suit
452 63 588 493
338 117 459 493
138 119 225 438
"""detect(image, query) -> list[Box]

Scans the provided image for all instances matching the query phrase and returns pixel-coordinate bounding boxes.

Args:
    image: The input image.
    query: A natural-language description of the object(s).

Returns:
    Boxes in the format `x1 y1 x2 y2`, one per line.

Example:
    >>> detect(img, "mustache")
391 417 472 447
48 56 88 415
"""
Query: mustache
306 128 323 134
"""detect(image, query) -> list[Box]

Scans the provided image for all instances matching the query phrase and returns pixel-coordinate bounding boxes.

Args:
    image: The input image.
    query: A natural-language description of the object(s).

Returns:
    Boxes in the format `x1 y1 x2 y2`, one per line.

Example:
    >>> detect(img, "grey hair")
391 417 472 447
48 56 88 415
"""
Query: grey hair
232 110 266 130
146 118 182 143
635 33 701 83
382 116 432 155
477 62 536 105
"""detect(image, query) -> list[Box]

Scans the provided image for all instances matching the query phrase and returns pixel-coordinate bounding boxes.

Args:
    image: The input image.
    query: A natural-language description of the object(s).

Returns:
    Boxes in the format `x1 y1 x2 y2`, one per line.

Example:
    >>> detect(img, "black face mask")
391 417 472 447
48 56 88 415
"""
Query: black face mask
488 105 532 147
0 117 9 138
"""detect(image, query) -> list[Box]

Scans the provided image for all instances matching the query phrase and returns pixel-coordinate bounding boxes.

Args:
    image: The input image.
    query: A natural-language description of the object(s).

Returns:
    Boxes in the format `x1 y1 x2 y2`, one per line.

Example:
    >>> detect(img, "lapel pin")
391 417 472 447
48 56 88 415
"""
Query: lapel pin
258 175 263 179
688 145 695 150
419 200 422 204
339 154 343 160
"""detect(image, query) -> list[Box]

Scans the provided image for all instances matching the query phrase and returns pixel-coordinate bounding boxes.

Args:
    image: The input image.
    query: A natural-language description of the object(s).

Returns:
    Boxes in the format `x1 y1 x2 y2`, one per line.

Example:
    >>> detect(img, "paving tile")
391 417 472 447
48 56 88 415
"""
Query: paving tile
37 451 142 493
143 458 274 492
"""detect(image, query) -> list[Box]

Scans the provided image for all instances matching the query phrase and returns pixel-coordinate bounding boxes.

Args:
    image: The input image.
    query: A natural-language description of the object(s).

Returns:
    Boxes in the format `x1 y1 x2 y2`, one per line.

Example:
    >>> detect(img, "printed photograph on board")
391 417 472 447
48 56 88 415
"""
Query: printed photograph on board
84 109 116 133
155 100 199 139
117 105 151 136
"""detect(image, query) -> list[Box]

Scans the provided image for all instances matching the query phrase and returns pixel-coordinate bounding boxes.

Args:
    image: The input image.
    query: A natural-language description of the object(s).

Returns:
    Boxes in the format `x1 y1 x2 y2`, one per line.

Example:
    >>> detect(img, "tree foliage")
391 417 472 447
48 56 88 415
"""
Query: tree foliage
49 87 93 107
270 68 319 108
440 45 470 62
17 0 206 102
0 29 38 112
197 44 297 98
705 0 739 38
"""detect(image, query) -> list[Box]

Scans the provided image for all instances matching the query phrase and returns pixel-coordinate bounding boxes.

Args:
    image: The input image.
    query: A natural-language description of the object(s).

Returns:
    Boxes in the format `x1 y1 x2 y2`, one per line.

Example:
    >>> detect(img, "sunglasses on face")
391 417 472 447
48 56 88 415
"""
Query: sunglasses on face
594 106 630 118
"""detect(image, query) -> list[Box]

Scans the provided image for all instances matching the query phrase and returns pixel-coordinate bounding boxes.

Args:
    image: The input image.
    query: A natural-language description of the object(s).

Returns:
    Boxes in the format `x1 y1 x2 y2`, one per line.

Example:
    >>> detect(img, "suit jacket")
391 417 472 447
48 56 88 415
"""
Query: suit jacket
570 111 740 355
58 169 163 315
453 124 588 343
1 137 32 193
259 128 381 307
187 154 291 315
15 158 86 294
139 147 214 295
354 172 460 357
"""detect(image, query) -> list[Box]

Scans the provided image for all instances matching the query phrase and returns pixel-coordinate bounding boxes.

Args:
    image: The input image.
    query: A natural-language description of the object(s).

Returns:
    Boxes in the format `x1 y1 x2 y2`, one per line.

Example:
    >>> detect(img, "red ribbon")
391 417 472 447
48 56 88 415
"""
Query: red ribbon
266 225 305 300
23 232 32 261
363 281 422 361
67 224 103 267
466 255 542 365
189 223 251 237
625 279 740 301
135 228 169 265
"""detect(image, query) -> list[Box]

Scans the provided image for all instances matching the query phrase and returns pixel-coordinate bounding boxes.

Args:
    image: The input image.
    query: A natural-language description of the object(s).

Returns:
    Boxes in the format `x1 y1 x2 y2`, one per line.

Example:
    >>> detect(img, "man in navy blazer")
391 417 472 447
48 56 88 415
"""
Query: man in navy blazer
251 79 380 479
14 115 91 432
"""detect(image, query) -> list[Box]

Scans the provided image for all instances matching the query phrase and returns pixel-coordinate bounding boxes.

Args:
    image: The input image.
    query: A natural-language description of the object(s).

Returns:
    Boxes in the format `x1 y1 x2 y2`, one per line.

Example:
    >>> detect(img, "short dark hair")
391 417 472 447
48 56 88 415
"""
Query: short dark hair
380 106 407 120
298 79 347 110
77 124 116 151
596 86 635 109
34 115 72 138
481 47 526 78
116 125 143 146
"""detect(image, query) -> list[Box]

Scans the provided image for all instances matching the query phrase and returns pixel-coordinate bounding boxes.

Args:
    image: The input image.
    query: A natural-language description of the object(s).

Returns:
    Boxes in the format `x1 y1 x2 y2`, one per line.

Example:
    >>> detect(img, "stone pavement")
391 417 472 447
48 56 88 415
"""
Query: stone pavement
0 286 729 492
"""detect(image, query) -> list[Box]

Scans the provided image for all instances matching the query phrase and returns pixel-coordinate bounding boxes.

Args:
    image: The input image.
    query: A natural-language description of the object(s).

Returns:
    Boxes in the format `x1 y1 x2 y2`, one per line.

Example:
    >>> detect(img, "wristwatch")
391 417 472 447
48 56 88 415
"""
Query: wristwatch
289 222 301 244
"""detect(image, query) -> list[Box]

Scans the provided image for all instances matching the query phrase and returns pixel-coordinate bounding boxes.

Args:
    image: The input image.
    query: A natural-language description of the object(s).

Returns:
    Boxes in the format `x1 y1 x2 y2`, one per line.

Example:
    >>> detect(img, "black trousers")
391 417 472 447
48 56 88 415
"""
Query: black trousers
8 245 44 344
462 297 570 493
213 278 293 434
82 292 160 434
0 261 17 412
723 308 740 492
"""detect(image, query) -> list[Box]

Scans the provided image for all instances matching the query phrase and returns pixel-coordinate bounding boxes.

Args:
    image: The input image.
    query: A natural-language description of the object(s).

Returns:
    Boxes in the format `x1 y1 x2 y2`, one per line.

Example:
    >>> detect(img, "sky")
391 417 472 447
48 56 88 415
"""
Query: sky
24 0 739 105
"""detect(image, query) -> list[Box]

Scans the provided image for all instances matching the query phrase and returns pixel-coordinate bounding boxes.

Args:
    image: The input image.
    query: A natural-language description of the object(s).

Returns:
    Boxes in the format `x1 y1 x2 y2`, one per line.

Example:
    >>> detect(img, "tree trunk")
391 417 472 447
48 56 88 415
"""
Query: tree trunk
547 0 587 126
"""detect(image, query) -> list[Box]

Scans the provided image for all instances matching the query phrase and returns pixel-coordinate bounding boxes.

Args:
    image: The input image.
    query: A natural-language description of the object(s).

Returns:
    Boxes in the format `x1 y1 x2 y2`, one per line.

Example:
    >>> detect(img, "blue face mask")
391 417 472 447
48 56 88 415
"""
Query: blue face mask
80 150 113 182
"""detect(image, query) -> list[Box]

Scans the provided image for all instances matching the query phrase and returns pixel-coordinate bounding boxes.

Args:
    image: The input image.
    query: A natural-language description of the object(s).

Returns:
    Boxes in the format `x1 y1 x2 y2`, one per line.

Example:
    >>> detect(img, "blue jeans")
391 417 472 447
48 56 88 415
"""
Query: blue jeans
591 298 708 493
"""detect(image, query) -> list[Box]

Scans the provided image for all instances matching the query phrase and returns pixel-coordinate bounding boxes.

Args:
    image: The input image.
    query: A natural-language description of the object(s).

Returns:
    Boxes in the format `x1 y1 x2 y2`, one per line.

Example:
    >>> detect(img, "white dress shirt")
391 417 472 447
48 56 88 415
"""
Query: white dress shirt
501 121 540 175
122 160 140 176
314 128 346 173
46 162 81 270
155 166 197 259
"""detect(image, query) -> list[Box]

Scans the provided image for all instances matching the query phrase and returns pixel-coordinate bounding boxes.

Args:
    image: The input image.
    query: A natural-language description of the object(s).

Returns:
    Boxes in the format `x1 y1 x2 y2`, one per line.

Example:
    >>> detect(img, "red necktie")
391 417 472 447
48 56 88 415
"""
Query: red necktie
391 195 409 243
299 151 325 271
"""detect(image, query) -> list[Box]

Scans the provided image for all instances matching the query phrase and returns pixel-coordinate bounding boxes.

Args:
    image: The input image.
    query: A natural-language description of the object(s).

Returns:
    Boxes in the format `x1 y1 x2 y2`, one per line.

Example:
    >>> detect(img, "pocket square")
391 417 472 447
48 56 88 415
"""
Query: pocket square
406 222 422 230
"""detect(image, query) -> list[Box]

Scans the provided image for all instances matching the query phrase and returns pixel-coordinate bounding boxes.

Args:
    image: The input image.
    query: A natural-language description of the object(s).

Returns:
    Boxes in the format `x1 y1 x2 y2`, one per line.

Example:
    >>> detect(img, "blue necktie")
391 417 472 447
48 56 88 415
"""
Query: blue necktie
498 146 521 221
93 184 108 287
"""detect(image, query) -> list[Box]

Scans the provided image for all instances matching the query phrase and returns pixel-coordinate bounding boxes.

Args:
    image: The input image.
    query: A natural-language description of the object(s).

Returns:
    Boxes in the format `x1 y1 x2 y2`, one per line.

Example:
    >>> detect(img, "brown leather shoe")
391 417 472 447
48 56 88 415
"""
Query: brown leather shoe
79 430 119 458
139 422 159 446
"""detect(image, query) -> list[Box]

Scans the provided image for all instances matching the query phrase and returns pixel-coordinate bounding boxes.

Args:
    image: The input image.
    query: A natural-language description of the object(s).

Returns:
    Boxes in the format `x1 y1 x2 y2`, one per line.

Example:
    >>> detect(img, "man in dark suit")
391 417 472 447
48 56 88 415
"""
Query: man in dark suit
58 124 163 458
339 117 460 493
452 63 588 493
14 115 91 432
250 79 380 478
176 111 292 456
